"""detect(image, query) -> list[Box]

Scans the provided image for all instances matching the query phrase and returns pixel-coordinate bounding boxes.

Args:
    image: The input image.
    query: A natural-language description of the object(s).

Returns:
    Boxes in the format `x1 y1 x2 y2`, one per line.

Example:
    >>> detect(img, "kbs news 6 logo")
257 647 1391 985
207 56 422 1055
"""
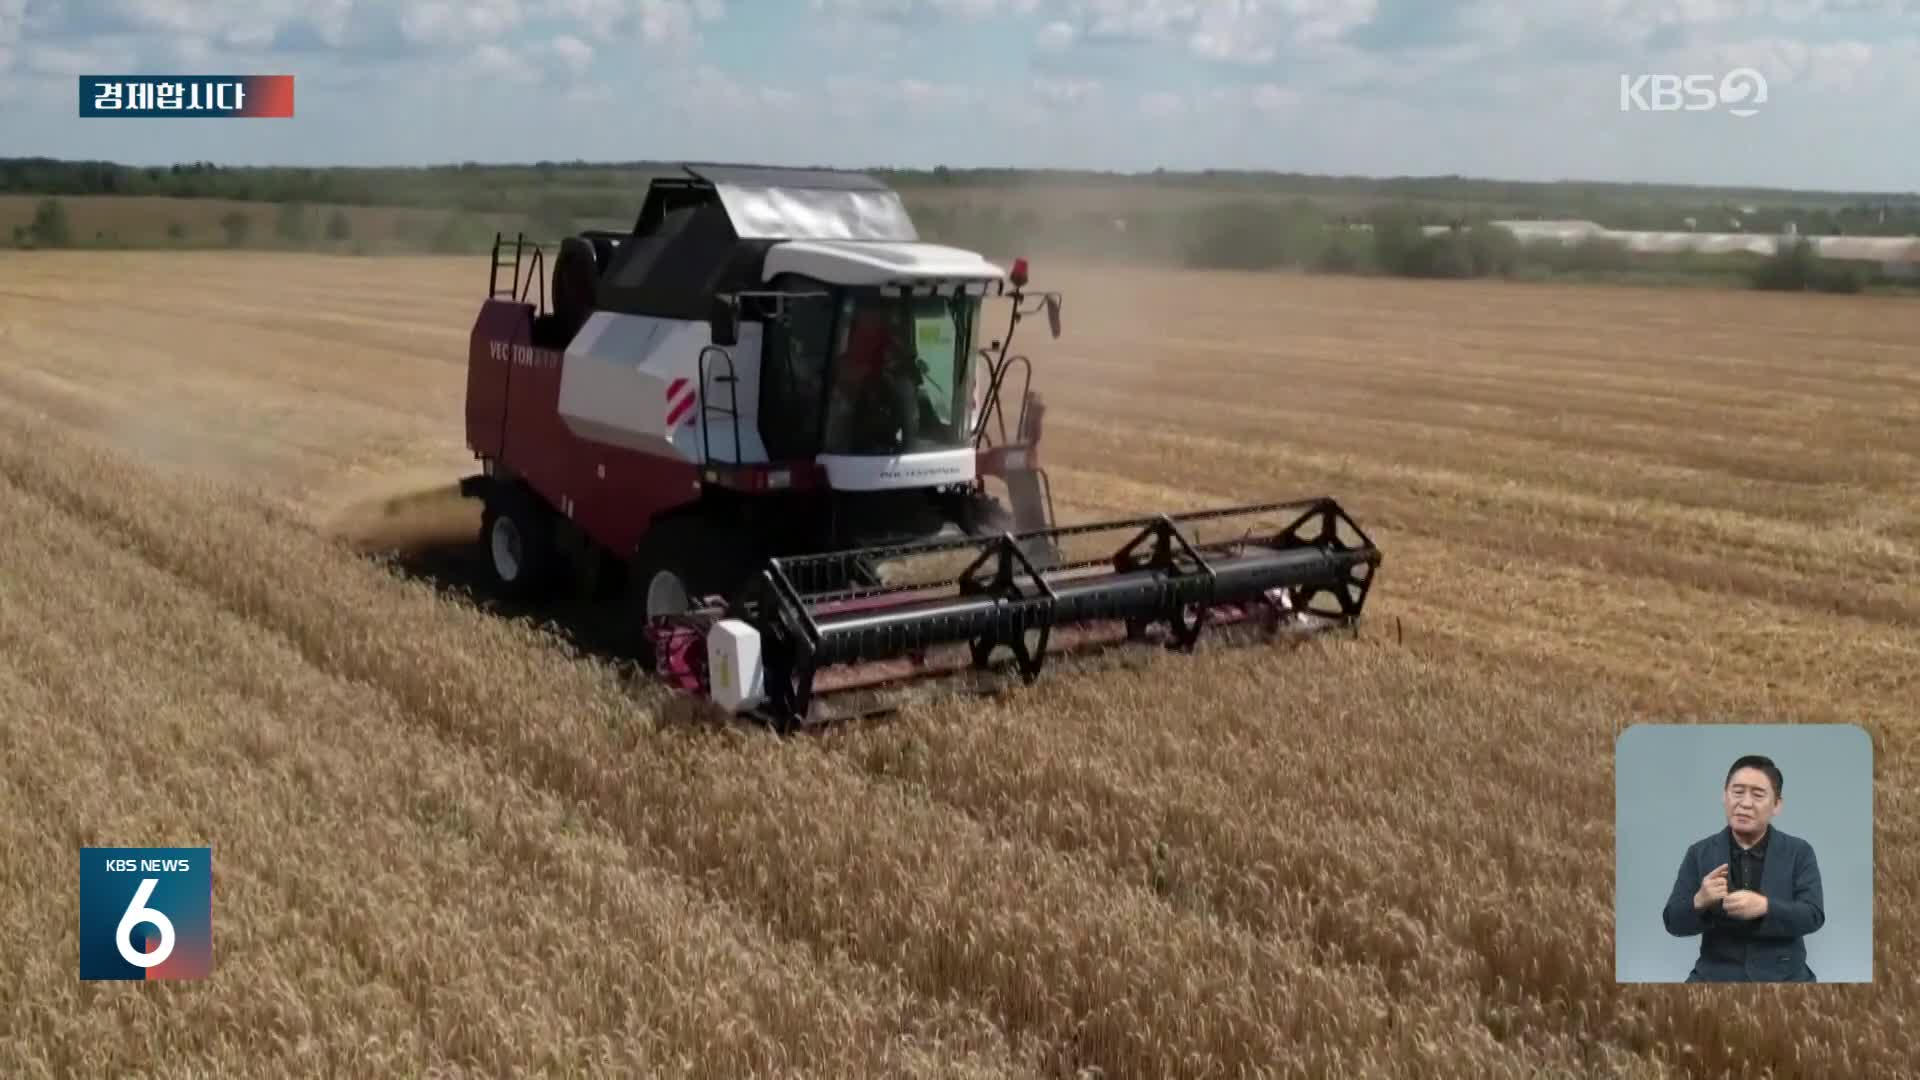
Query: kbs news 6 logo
78 847 213 981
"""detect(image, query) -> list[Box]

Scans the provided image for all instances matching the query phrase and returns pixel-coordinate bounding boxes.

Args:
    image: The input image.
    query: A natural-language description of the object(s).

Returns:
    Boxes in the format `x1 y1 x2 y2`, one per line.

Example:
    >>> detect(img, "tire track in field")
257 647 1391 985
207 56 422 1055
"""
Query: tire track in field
0 466 1030 1079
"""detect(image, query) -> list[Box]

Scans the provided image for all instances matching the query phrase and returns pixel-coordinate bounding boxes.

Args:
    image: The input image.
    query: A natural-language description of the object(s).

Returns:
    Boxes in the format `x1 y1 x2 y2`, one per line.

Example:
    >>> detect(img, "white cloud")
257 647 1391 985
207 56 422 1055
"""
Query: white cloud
808 0 1015 14
637 0 719 44
1138 88 1183 117
108 0 203 34
564 81 615 105
5 0 1920 188
549 33 593 74
678 63 800 113
1189 28 1274 65
468 42 539 83
900 77 982 105
1804 40 1872 91
542 0 628 36
1032 74 1100 105
167 35 211 65
1069 0 1196 42
1046 0 1377 64
529 0 720 42
303 1 358 47
809 0 915 14
400 1 525 48
1249 82 1300 110
1450 0 1920 54
931 0 1002 14
441 30 607 87
93 0 354 47
27 41 140 76
218 24 273 50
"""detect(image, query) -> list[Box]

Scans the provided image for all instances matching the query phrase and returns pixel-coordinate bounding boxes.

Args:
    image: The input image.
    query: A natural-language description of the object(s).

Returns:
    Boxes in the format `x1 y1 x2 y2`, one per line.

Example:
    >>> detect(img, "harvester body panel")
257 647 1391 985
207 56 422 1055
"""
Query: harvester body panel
817 448 976 490
467 302 704 558
464 298 526 461
556 309 768 466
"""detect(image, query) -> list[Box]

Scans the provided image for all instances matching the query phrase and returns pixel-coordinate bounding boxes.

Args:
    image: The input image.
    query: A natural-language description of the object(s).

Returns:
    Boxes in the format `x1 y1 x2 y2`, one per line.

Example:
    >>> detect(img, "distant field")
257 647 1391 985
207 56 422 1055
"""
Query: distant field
0 251 1916 1076
901 181 1385 216
0 195 544 252
0 188 1341 248
6 192 1913 299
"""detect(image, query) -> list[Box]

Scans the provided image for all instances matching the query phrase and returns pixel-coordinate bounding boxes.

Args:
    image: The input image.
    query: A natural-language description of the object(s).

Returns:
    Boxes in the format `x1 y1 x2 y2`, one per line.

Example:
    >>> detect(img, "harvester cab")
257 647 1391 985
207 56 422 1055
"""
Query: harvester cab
461 163 1382 729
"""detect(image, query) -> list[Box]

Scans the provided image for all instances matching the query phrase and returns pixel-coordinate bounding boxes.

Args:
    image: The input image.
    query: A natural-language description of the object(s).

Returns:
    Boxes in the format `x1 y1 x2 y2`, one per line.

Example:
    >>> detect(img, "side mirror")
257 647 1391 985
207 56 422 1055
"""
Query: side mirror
1044 293 1062 339
708 295 739 347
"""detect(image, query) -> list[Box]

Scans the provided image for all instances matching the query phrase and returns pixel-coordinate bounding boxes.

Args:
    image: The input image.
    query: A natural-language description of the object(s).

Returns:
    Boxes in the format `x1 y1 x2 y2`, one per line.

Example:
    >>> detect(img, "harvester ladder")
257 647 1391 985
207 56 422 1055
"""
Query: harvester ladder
488 232 522 299
487 232 547 313
972 349 1033 451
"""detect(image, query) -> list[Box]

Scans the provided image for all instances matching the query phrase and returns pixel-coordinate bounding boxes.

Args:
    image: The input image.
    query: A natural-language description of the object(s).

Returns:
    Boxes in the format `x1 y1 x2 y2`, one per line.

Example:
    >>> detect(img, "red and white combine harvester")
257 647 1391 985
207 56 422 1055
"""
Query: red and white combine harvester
460 163 1382 728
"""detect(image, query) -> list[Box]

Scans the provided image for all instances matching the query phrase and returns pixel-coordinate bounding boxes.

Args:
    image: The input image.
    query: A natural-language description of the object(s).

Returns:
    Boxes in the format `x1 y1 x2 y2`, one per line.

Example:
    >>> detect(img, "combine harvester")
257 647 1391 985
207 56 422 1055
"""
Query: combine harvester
458 163 1382 729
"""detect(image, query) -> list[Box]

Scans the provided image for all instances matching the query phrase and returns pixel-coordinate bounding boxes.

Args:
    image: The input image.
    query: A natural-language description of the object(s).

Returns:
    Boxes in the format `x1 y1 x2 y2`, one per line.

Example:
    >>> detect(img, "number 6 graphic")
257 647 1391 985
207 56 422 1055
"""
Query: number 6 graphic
115 878 175 968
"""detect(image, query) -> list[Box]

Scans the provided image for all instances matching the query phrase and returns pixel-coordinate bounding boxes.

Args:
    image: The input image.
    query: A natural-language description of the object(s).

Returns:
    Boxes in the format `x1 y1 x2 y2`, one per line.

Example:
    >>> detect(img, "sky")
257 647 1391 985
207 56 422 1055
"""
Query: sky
1 1 1918 192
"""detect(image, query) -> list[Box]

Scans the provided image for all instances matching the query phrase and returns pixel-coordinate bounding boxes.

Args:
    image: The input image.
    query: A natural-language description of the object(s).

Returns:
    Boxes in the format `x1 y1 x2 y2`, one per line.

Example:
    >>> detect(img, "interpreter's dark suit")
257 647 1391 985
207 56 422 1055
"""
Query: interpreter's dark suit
1662 826 1825 982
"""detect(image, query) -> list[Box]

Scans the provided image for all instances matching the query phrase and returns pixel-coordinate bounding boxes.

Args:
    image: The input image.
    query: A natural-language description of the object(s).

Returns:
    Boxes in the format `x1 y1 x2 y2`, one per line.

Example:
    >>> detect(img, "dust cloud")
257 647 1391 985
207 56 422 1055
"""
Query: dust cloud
321 477 481 561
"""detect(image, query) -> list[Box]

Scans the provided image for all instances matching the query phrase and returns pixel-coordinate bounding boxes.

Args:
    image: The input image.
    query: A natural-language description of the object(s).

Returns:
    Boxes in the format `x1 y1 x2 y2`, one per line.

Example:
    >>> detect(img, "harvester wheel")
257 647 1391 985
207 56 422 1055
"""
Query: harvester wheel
482 487 557 602
625 515 756 663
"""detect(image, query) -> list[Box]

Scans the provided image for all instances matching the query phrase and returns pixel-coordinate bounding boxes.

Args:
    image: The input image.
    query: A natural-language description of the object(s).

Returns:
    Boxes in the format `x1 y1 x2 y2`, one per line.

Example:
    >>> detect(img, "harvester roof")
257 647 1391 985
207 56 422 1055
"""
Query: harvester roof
759 239 1006 288
596 163 1006 319
657 162 919 243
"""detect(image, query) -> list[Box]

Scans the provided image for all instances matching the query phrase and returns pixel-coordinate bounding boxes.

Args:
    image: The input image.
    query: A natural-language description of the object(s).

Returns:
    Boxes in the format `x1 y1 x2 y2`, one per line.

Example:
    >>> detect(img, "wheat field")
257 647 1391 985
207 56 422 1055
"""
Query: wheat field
0 250 1916 1078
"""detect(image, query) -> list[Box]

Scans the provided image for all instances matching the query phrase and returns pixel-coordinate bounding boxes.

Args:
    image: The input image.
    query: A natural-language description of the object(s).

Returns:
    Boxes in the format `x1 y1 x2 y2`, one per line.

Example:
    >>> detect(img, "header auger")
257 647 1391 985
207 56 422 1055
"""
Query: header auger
456 162 1382 729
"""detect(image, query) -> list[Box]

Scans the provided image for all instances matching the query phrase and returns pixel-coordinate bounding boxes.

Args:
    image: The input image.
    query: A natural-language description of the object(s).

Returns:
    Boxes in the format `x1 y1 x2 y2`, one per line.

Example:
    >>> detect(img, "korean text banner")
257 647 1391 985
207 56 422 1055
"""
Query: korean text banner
79 76 294 118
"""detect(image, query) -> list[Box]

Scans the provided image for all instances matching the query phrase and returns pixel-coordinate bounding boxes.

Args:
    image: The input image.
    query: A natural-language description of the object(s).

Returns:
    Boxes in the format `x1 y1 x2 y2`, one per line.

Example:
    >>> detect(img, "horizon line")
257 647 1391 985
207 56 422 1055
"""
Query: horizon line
4 154 1918 201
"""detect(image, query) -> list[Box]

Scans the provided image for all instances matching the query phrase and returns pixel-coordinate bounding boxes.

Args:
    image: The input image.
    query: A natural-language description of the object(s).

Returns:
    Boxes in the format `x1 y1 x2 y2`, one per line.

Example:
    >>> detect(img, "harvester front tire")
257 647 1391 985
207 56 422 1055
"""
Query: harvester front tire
482 488 557 603
624 515 756 661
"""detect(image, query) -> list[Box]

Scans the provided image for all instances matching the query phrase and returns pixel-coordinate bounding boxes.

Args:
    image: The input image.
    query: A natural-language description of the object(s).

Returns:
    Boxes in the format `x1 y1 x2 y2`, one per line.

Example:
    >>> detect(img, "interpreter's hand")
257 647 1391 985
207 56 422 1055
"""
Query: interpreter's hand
1693 864 1730 911
1722 890 1769 920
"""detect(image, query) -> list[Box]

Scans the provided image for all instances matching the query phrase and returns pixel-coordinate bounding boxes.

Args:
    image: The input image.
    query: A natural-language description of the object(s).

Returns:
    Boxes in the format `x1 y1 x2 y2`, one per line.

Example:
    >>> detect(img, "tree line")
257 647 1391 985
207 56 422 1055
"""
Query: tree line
4 158 1907 294
5 155 1920 238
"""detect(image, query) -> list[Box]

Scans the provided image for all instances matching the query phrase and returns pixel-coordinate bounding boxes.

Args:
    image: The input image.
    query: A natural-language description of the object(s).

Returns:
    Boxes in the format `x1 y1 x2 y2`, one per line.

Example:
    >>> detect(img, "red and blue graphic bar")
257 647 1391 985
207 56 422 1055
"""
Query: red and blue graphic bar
79 75 294 118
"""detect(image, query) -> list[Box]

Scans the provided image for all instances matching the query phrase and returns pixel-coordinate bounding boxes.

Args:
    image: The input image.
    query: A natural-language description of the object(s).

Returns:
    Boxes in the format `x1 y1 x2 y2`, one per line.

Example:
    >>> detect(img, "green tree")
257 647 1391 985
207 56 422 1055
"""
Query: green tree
220 210 253 246
1367 206 1427 275
27 197 72 247
276 202 311 245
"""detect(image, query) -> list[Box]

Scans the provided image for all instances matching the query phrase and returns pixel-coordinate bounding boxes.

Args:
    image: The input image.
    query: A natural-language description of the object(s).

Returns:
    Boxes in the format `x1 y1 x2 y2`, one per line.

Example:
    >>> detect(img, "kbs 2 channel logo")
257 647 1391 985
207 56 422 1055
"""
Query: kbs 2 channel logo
79 847 213 981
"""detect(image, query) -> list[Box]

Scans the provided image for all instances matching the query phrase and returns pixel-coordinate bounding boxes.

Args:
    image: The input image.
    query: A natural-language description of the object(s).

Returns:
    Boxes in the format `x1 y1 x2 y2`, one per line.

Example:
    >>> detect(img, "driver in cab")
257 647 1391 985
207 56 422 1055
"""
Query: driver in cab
828 304 922 453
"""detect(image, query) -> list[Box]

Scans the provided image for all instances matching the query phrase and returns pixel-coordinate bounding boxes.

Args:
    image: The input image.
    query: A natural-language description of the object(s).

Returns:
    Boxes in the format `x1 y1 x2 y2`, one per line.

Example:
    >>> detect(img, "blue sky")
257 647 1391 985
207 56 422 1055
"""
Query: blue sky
2 1 1918 192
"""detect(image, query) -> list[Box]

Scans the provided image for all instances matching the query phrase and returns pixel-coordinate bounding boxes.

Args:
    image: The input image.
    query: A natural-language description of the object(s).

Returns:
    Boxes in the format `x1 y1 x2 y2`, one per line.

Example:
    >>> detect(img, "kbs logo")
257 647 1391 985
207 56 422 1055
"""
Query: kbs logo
1619 68 1768 117
79 847 213 981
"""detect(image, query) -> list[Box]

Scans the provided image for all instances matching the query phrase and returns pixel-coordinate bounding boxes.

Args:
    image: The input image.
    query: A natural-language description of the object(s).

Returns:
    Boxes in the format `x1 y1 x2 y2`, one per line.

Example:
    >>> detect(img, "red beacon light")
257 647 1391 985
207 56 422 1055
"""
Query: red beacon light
1009 256 1029 288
